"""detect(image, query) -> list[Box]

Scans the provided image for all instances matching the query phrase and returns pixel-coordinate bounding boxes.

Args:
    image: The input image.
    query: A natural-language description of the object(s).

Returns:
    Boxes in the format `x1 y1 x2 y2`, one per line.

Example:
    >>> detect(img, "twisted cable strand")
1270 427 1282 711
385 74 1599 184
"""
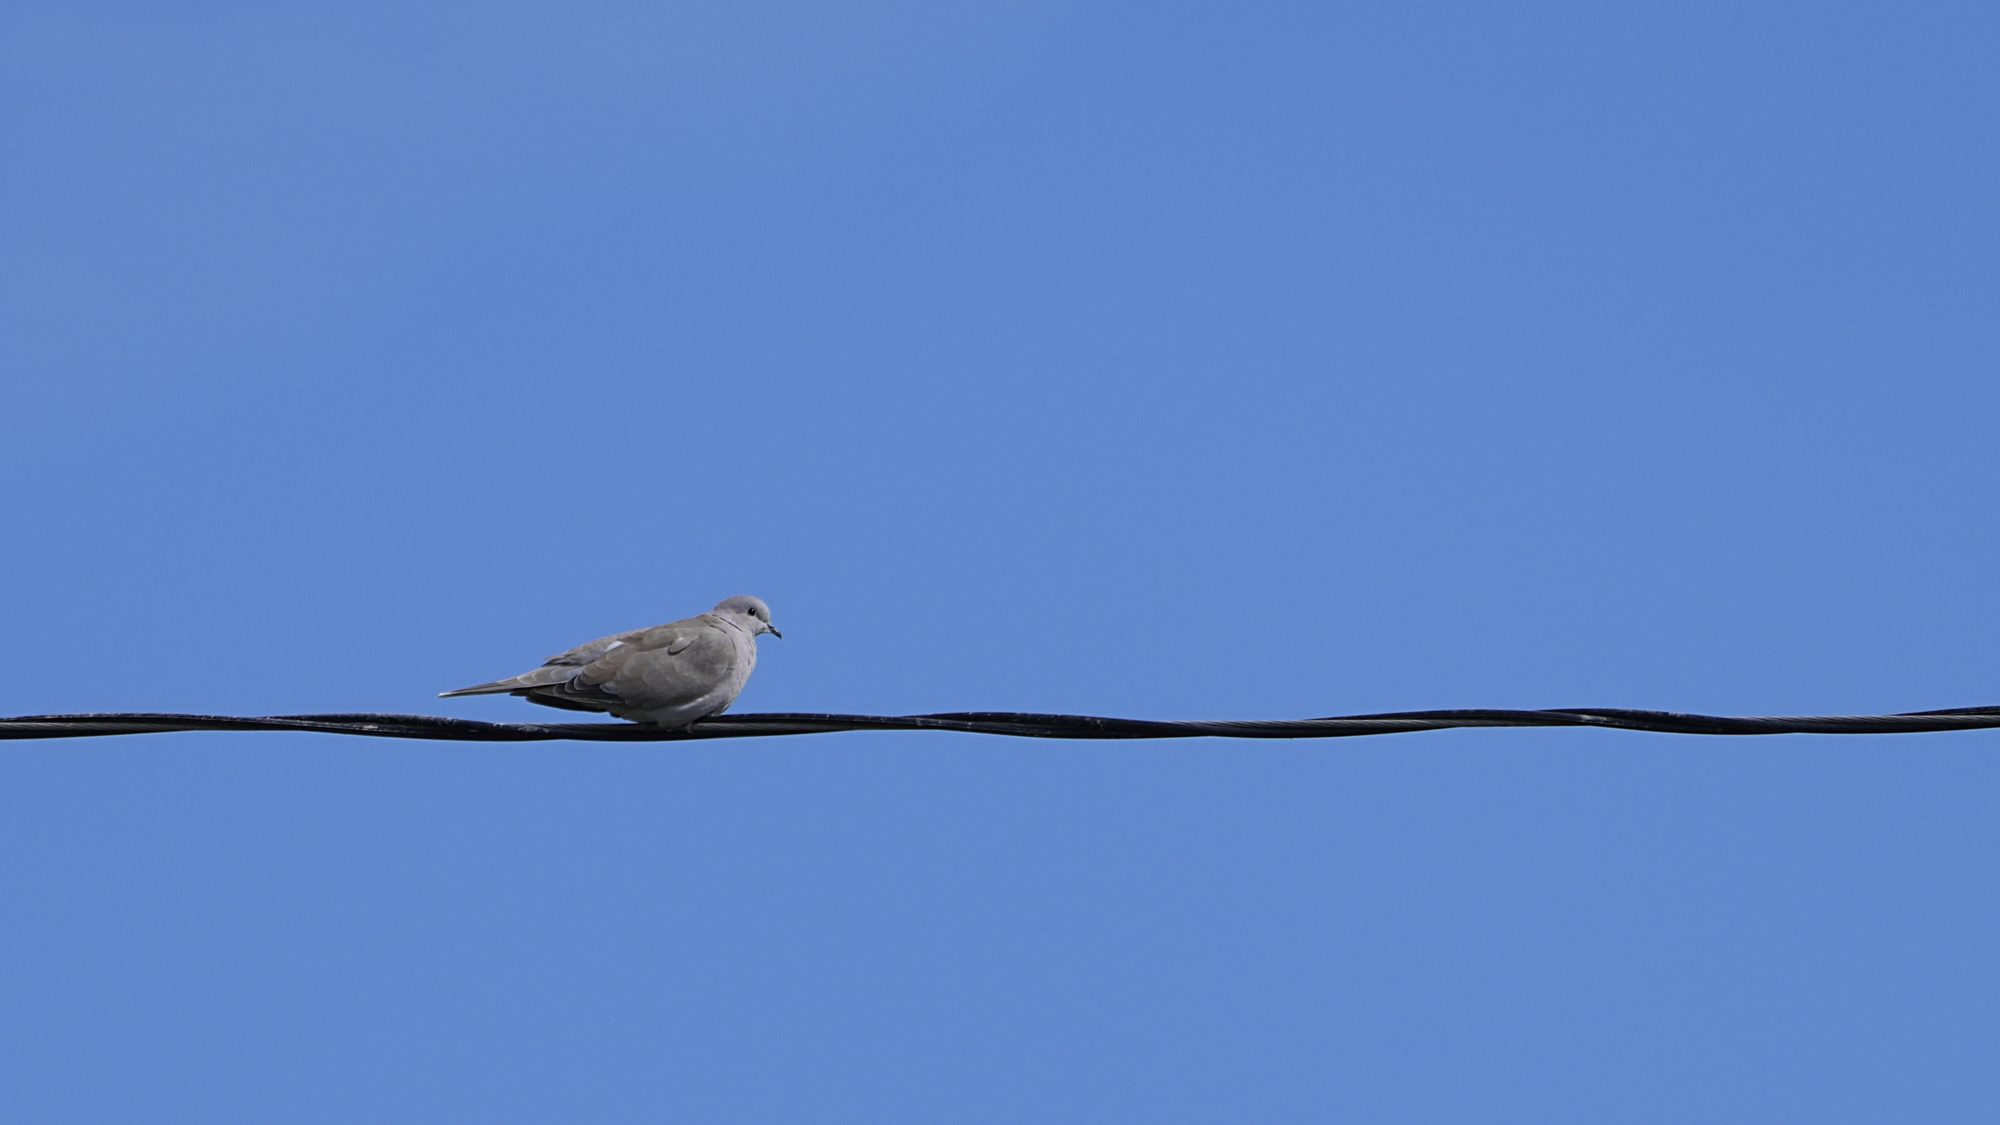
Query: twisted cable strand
6 706 2000 742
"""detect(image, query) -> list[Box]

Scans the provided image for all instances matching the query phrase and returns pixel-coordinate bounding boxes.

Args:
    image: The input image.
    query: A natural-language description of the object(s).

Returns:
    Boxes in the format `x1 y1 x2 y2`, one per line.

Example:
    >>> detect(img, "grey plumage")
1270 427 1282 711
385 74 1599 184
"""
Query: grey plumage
440 595 781 728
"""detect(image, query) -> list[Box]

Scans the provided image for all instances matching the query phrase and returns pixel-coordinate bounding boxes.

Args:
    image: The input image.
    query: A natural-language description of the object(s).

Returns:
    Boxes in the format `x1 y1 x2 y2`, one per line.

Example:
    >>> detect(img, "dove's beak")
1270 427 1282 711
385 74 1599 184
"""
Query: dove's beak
768 626 784 639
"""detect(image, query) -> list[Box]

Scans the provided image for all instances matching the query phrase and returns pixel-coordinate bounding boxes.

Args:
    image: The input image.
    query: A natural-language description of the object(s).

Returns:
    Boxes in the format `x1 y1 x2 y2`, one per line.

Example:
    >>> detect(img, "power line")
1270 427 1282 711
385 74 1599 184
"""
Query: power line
5 706 2000 741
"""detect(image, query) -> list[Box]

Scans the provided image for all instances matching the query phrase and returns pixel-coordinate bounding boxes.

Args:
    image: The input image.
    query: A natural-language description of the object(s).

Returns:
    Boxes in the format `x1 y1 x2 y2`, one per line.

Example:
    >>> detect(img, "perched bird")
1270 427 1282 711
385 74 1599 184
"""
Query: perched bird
439 595 781 728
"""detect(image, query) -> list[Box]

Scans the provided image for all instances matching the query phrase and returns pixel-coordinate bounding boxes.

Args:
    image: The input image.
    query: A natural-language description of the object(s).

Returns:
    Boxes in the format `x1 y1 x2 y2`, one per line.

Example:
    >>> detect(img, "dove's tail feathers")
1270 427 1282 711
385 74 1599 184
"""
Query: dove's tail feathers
438 665 577 699
438 680 518 698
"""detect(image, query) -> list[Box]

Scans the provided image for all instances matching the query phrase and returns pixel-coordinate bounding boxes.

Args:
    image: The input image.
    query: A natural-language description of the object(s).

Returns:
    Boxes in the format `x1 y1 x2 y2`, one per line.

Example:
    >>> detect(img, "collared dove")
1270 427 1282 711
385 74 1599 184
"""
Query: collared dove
439 595 781 728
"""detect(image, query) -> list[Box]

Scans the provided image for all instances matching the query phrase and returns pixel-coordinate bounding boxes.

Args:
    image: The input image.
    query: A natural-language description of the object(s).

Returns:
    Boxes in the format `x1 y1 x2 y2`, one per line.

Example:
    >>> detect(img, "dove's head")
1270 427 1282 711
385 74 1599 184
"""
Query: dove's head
714 595 782 639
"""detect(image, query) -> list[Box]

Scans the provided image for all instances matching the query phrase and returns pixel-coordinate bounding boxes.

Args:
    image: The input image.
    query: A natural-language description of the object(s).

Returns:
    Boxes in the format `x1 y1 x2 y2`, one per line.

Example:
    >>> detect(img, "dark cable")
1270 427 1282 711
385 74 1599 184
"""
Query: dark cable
6 706 2000 741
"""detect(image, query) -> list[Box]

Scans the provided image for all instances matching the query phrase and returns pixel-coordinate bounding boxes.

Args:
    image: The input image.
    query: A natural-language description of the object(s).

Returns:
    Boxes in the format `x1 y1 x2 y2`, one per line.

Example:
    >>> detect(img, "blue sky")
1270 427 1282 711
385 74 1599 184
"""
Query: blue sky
4 1 1999 1120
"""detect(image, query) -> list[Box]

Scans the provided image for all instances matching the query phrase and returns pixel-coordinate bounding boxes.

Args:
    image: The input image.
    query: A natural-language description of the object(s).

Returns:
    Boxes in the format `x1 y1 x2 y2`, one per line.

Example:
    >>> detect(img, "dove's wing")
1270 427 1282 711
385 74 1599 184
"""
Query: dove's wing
438 620 690 700
523 619 720 713
540 628 649 668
